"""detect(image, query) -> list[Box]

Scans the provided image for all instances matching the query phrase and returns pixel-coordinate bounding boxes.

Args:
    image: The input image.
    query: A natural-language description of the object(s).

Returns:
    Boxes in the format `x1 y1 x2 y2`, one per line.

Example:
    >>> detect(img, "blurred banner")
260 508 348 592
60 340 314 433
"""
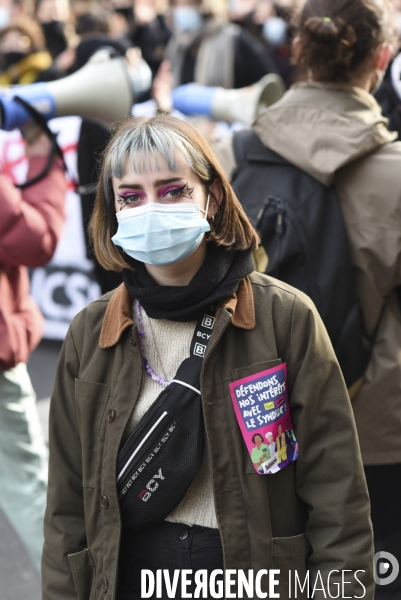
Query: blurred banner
0 117 101 340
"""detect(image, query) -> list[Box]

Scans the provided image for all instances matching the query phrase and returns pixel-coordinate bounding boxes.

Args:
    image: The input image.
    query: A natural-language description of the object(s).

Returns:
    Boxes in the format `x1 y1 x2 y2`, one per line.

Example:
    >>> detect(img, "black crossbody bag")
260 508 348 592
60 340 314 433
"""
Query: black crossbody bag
117 307 216 530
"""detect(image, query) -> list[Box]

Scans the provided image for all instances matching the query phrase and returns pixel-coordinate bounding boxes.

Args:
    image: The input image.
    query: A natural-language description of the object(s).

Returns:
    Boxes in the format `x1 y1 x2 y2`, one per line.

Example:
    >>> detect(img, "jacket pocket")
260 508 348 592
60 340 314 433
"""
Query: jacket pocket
272 533 311 599
229 358 282 384
68 548 96 600
75 379 111 487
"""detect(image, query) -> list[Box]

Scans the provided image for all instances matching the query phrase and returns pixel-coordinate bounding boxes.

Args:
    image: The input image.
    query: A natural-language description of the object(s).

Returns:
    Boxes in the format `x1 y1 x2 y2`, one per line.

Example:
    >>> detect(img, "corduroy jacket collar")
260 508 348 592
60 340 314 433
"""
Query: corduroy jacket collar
99 276 255 349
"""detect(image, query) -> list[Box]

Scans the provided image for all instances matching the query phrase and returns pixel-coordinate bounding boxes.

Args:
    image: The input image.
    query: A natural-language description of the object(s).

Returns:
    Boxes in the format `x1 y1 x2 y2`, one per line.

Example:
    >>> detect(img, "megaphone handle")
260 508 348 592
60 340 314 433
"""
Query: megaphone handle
12 95 67 189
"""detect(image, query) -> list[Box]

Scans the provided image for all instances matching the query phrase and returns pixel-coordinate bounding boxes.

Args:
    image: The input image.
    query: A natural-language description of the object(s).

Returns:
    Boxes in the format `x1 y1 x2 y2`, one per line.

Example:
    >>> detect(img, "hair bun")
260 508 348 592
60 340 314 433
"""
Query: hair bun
294 0 387 83
301 15 357 72
304 16 342 44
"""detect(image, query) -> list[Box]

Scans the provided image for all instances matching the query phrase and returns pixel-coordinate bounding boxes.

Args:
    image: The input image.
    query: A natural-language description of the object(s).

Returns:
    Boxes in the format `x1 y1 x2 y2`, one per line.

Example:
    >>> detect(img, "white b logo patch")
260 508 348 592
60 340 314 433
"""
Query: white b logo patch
202 315 215 329
194 342 207 357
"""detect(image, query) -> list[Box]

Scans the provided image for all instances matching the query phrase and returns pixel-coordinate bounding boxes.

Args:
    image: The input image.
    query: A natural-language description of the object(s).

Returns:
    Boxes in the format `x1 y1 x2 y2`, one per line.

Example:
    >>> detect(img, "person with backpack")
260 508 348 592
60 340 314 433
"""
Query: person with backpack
42 115 374 599
215 0 401 596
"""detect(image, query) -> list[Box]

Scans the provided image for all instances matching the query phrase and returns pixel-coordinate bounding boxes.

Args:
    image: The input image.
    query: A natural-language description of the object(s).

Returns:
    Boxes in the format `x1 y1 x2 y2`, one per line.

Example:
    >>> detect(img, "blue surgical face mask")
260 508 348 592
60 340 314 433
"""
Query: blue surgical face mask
262 16 287 47
111 198 211 267
173 6 202 32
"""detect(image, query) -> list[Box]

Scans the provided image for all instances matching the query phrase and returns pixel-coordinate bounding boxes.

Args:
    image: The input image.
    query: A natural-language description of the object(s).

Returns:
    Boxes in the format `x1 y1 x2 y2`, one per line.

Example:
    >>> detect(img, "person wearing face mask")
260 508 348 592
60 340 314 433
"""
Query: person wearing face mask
128 0 172 77
215 2 401 596
42 115 375 599
34 0 69 59
0 15 63 84
165 0 277 89
252 0 294 86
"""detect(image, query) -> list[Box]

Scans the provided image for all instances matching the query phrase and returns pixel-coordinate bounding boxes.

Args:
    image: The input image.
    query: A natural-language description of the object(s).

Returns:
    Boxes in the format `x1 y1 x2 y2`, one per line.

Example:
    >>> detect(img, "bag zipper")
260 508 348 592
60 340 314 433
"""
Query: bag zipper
117 411 174 487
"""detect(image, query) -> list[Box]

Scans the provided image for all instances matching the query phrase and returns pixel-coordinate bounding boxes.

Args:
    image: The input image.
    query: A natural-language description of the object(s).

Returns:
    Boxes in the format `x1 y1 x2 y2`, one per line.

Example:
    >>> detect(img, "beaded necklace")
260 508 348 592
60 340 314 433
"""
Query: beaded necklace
135 301 172 387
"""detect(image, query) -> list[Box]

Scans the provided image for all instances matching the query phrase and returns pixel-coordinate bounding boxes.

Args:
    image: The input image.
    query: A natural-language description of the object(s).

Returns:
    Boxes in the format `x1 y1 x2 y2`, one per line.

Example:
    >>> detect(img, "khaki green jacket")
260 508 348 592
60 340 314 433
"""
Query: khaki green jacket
215 82 401 466
42 272 374 600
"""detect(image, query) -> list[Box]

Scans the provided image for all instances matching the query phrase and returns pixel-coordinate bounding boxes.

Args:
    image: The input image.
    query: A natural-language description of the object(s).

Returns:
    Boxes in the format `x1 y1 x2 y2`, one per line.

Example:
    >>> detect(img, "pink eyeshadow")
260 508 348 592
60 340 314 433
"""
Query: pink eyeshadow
157 184 183 197
118 190 147 199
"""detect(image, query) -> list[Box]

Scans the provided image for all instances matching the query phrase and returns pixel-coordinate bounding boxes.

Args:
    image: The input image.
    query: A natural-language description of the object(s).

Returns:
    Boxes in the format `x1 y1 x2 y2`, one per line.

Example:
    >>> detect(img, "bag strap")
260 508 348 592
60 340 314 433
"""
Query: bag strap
117 304 218 477
170 304 217 393
12 95 66 189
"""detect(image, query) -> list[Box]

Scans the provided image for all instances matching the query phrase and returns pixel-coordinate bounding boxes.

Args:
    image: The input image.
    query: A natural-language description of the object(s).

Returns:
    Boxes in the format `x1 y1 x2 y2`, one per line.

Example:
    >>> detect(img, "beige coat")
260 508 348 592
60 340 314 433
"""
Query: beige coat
215 82 401 466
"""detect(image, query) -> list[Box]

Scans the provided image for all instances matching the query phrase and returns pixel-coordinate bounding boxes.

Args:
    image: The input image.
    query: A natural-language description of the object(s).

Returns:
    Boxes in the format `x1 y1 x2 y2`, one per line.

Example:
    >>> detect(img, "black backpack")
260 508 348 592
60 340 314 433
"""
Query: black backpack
231 128 370 389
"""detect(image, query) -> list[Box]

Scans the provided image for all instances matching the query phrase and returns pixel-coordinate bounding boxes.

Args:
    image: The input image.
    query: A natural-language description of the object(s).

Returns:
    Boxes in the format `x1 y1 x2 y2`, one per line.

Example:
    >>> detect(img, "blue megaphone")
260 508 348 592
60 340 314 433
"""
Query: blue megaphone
0 52 152 131
0 84 56 130
172 74 285 125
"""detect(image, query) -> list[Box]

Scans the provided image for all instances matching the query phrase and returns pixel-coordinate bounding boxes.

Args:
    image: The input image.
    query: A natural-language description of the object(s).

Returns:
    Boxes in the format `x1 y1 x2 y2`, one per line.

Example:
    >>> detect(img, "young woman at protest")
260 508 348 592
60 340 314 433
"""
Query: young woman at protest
215 1 401 596
42 115 375 599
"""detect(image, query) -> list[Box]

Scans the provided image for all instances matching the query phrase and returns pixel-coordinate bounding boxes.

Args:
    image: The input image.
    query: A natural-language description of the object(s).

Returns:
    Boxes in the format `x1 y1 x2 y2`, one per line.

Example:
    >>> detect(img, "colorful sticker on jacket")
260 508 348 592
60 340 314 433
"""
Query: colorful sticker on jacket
229 363 298 474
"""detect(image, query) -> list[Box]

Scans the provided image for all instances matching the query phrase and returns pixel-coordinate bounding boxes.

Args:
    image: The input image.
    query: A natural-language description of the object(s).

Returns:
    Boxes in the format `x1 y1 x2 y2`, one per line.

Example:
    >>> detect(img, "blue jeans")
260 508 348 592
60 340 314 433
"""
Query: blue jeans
0 362 48 571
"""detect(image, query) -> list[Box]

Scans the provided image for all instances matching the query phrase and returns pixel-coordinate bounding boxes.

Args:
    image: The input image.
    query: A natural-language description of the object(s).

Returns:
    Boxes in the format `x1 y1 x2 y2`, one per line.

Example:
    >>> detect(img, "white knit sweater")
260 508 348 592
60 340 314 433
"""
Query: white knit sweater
125 301 218 529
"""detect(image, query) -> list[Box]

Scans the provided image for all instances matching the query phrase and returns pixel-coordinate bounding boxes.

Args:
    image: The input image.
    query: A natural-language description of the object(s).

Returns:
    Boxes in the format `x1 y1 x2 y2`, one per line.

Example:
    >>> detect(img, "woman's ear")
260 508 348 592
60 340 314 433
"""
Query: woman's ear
376 43 393 72
208 179 224 218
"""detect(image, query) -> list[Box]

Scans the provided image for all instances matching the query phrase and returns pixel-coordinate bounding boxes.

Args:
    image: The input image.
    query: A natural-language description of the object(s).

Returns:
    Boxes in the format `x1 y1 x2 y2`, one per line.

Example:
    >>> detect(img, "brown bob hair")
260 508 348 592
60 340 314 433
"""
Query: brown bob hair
89 115 260 272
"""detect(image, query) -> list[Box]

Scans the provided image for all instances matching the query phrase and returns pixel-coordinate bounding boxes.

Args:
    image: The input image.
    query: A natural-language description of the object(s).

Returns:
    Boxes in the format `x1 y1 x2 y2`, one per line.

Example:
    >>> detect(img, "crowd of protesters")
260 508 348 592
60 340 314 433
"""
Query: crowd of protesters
1 1 401 599
0 0 400 92
0 0 294 86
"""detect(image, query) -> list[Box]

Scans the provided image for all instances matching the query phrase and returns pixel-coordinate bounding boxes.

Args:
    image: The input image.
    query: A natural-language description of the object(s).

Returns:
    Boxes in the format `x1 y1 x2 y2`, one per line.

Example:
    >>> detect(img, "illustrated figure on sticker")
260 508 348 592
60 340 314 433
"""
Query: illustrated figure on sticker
285 417 298 462
251 433 270 469
229 363 298 474
265 431 276 458
276 422 288 467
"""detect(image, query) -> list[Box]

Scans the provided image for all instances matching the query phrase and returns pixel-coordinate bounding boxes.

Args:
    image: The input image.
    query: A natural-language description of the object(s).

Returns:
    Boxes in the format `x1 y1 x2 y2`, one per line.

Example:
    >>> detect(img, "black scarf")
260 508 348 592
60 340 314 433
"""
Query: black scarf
122 244 255 321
